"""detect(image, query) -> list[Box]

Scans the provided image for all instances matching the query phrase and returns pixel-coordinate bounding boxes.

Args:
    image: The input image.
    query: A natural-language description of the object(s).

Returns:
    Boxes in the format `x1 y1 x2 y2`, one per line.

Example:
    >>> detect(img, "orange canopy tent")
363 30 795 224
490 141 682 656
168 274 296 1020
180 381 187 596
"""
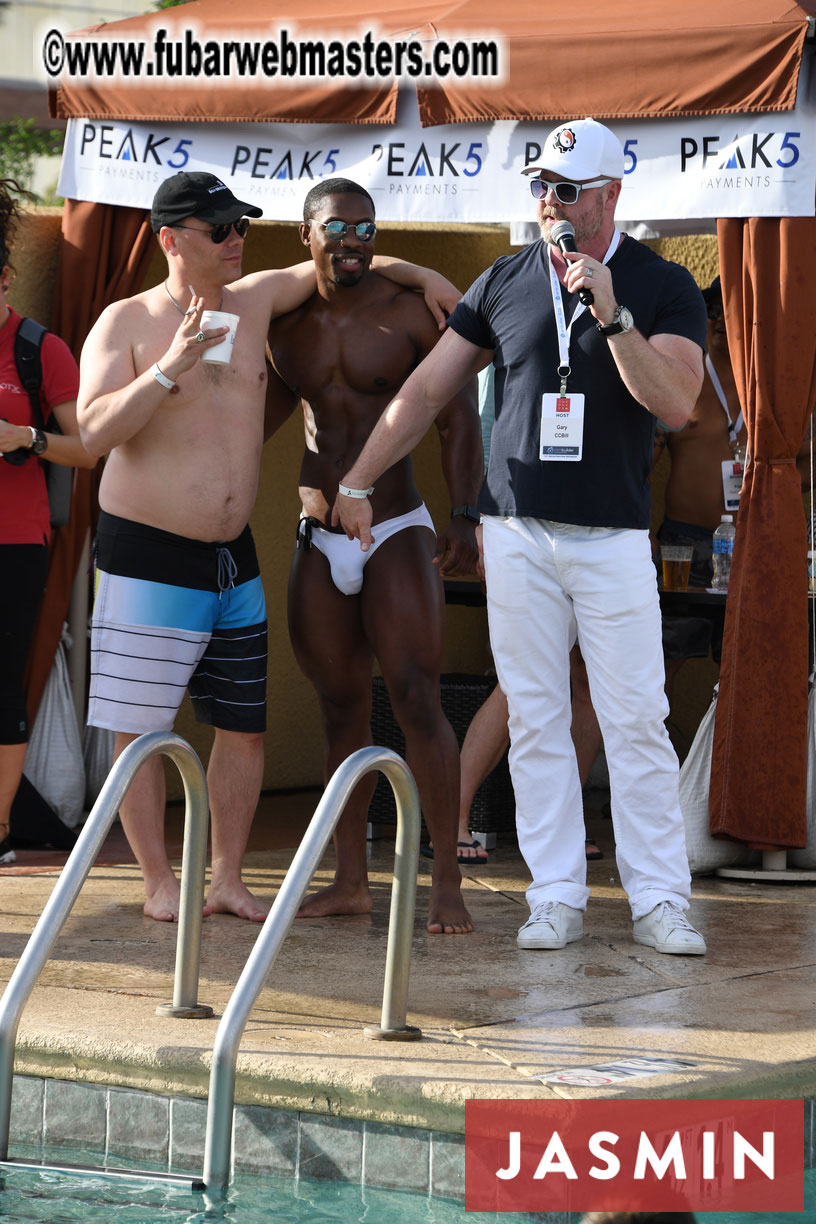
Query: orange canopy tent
40 0 816 855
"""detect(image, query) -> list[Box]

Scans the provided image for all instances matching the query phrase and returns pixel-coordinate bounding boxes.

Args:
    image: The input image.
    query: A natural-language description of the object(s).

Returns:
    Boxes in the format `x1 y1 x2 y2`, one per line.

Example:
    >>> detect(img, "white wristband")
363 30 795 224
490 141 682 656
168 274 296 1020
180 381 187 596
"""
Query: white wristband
338 481 374 499
151 361 176 390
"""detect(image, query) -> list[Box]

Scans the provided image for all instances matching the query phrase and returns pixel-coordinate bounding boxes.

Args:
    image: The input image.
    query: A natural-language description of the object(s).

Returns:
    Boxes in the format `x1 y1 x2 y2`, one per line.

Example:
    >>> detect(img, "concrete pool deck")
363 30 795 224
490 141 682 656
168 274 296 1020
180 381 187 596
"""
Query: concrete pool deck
1 788 815 1190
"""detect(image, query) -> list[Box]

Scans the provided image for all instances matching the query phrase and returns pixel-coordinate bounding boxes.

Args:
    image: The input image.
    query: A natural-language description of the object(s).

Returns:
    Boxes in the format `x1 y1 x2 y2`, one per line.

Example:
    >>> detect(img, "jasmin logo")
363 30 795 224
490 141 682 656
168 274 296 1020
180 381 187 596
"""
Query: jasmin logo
465 1098 803 1213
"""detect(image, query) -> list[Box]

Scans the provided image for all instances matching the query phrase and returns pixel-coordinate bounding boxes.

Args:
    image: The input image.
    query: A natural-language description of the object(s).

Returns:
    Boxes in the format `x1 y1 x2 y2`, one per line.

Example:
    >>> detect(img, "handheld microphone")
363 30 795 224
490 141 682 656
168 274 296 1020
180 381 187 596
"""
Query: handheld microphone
550 220 594 307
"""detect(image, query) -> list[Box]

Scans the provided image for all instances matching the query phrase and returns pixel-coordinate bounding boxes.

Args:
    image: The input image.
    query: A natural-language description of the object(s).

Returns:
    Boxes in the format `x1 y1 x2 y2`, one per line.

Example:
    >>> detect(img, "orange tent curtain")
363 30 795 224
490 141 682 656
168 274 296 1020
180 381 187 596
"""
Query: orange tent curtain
49 0 816 128
710 216 816 849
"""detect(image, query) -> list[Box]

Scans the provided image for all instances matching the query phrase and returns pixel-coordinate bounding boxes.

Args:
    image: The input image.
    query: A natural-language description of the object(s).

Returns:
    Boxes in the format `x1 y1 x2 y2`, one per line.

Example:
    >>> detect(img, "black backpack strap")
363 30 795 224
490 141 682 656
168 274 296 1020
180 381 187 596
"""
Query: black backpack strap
14 317 47 430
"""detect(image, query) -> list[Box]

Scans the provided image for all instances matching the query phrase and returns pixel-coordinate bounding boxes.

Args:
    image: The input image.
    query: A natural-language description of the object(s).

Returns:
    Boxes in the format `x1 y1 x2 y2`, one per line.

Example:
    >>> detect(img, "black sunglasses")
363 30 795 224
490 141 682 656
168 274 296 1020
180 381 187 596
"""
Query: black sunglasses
319 220 377 242
529 177 611 205
175 217 251 244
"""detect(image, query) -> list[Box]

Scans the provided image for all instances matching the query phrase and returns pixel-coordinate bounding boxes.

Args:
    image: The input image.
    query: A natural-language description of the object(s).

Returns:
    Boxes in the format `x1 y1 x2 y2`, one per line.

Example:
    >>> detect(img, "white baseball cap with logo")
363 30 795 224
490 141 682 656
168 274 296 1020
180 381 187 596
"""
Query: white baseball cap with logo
522 117 625 181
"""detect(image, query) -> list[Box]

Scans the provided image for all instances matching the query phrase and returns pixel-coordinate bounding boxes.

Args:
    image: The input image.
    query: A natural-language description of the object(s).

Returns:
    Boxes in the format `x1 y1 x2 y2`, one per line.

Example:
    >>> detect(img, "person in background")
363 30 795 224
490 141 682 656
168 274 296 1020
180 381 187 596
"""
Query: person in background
580 1213 697 1224
0 178 95 865
653 276 746 687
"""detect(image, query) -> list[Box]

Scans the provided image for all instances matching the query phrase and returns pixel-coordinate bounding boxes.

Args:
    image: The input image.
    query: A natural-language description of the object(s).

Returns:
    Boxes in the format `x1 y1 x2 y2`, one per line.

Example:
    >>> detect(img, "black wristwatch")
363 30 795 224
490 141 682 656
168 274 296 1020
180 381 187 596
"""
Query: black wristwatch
450 504 480 524
29 427 48 455
596 305 635 336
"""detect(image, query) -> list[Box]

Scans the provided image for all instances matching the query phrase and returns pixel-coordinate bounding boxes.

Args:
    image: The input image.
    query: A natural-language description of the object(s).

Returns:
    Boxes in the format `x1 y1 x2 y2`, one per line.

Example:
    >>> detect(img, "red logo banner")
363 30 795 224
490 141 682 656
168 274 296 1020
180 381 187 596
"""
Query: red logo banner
465 1098 803 1213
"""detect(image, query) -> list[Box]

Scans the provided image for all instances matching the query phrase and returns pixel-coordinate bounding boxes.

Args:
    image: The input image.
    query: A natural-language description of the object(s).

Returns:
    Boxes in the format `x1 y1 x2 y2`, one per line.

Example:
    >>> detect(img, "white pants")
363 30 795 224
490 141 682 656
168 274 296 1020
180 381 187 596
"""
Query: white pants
482 515 691 920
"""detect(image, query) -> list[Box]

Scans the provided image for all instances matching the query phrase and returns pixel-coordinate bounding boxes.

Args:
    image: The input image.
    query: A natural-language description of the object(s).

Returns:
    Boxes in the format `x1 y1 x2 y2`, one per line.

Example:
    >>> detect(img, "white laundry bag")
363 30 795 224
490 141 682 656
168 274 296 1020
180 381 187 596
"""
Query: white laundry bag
679 684 758 875
23 623 86 829
82 722 116 810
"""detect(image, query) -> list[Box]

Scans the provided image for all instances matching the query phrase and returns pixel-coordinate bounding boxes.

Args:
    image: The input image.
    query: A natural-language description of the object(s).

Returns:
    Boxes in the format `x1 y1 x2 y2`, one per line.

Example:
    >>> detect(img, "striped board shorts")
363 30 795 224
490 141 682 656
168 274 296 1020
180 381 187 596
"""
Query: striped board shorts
88 512 267 734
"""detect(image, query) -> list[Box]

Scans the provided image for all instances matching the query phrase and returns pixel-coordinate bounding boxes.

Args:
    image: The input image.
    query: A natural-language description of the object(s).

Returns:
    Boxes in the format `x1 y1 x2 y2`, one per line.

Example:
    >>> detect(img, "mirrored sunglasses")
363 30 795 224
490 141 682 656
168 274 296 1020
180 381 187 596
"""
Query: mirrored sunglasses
529 177 610 205
320 220 377 242
175 217 251 244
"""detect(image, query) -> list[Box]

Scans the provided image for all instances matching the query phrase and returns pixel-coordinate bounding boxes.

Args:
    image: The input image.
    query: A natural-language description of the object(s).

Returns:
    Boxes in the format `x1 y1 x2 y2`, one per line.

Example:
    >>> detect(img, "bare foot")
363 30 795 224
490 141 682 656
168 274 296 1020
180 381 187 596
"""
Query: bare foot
427 882 474 935
143 877 214 922
296 880 373 919
144 878 184 923
206 879 269 922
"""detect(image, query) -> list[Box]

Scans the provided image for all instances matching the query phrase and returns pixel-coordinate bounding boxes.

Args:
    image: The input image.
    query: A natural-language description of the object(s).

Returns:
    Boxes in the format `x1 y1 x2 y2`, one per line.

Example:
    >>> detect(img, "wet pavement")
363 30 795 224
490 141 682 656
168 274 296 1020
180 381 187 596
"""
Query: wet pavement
1 789 815 1134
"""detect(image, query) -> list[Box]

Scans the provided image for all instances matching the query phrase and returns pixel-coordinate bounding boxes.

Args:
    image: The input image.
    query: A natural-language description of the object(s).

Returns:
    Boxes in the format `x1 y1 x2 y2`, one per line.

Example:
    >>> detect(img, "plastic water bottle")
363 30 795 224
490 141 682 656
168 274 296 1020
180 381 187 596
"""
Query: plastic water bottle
711 514 736 590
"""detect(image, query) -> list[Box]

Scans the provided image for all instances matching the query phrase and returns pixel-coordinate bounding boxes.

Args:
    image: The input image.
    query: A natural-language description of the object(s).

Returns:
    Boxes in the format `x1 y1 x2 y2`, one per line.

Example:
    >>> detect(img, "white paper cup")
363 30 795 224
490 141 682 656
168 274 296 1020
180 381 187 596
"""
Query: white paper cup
200 310 239 364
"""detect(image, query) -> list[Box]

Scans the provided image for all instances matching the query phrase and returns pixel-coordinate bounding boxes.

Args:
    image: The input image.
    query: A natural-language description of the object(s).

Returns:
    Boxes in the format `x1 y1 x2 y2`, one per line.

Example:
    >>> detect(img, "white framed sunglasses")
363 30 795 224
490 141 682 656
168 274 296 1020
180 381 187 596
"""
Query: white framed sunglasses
529 178 611 205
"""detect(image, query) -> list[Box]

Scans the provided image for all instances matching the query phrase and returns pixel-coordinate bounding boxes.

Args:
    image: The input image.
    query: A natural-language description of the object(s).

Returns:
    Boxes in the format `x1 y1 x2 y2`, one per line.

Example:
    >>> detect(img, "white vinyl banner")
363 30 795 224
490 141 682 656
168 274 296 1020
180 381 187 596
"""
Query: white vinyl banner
59 85 816 225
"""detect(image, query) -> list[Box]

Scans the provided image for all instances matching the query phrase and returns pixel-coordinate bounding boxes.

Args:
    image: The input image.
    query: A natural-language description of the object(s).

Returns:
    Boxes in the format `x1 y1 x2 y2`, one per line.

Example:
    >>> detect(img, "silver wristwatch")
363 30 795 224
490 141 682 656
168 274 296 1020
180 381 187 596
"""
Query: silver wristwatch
597 305 634 336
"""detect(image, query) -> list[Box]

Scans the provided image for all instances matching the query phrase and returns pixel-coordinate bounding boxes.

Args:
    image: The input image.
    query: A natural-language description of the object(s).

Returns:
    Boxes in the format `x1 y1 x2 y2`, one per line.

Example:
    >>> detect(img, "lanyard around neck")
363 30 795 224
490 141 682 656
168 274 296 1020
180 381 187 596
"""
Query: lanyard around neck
547 228 621 394
705 352 743 447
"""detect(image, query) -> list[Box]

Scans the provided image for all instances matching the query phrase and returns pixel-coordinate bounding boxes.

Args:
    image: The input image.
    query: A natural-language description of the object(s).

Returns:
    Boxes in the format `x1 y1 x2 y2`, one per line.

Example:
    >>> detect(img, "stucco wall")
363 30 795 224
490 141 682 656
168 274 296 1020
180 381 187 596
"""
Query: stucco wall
12 210 720 793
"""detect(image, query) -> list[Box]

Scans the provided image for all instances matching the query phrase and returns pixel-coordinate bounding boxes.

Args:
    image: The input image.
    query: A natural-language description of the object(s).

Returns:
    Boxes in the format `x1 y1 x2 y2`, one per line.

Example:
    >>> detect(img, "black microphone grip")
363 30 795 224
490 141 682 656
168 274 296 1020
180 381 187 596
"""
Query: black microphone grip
550 220 594 307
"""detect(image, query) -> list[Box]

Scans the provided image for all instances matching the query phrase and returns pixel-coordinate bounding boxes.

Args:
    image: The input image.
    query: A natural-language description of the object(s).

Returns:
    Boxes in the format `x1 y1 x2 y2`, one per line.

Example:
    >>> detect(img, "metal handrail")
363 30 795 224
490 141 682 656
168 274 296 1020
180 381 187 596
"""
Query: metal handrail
202 746 422 1193
0 731 212 1160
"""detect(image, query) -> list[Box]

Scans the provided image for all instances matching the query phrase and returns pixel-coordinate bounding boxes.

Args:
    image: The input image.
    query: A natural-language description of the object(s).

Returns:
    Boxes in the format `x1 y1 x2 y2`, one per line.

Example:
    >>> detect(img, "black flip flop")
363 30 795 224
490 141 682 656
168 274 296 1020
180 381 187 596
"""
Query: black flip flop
419 840 489 865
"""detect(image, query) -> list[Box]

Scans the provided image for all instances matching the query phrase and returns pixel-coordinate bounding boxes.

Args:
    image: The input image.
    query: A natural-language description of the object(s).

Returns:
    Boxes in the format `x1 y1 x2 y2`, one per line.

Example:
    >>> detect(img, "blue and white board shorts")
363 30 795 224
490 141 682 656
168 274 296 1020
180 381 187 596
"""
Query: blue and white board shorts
87 512 267 734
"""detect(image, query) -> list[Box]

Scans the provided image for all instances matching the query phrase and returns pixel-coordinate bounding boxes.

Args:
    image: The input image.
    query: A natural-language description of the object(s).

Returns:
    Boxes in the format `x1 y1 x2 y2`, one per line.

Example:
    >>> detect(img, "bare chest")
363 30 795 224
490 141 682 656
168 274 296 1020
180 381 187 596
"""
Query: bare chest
270 311 418 403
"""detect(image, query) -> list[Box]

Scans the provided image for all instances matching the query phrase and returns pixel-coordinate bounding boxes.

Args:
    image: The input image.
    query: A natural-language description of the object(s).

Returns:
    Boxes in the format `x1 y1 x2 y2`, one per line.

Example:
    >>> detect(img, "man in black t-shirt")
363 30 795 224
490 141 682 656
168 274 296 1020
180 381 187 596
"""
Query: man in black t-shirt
335 117 708 958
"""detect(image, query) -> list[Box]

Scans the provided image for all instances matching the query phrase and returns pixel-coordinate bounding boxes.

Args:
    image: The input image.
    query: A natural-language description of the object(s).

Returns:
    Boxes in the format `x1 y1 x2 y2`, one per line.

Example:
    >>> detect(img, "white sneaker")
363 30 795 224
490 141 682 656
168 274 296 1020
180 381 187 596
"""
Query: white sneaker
633 901 706 955
0 836 16 865
517 901 583 950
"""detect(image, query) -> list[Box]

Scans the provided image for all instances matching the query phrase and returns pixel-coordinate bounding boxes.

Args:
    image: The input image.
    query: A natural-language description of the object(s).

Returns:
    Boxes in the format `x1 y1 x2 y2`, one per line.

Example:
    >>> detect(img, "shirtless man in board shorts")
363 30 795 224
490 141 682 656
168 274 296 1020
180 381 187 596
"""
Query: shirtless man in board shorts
78 171 459 923
266 179 484 935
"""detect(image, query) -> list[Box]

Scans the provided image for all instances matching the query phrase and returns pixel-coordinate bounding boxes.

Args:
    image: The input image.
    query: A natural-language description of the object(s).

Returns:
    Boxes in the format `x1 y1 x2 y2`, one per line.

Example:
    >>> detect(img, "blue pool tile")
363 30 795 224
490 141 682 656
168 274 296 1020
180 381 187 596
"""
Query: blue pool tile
363 1121 430 1192
299 1114 363 1182
430 1130 465 1200
169 1096 208 1172
108 1088 169 1163
9 1075 44 1145
232 1104 299 1177
43 1081 106 1150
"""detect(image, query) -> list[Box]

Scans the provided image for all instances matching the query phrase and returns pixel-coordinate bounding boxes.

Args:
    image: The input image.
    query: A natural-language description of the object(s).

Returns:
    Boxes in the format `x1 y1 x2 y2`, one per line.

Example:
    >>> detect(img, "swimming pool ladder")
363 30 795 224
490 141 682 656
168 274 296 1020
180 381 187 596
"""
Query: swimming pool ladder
0 736 422 1195
0 730 212 1179
201 744 422 1193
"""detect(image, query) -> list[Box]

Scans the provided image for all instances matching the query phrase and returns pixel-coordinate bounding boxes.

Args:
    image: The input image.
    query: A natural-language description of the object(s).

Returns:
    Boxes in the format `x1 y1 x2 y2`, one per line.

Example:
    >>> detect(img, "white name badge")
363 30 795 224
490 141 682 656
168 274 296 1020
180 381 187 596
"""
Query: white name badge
721 458 744 512
540 393 585 462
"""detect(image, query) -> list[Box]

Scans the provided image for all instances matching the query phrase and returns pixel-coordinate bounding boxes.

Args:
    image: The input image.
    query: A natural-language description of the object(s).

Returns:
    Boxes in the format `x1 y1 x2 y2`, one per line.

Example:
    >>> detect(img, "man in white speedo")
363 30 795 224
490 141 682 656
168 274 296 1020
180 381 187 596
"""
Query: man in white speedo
267 178 484 936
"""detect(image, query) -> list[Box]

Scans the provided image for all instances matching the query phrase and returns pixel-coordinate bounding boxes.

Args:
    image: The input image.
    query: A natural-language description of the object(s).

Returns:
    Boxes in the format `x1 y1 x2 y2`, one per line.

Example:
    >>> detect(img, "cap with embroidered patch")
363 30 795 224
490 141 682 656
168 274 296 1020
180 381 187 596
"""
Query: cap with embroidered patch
522 117 625 181
150 171 262 234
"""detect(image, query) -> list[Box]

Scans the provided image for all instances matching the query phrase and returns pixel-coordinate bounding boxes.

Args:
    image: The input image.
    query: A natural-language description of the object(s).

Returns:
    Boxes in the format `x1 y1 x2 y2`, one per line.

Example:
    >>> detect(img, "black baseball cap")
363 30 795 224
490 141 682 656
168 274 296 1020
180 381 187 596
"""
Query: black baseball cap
150 171 262 234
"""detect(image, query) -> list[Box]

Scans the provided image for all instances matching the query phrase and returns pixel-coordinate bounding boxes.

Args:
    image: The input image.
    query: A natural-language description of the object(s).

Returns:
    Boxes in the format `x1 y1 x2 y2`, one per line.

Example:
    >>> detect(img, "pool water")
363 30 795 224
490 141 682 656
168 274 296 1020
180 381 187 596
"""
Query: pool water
695 1162 816 1224
0 1145 538 1224
1 1149 813 1223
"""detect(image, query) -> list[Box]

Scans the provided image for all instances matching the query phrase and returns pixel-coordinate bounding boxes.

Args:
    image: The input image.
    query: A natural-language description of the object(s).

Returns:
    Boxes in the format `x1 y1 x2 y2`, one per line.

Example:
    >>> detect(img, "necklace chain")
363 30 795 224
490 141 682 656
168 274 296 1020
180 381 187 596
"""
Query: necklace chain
164 280 223 313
